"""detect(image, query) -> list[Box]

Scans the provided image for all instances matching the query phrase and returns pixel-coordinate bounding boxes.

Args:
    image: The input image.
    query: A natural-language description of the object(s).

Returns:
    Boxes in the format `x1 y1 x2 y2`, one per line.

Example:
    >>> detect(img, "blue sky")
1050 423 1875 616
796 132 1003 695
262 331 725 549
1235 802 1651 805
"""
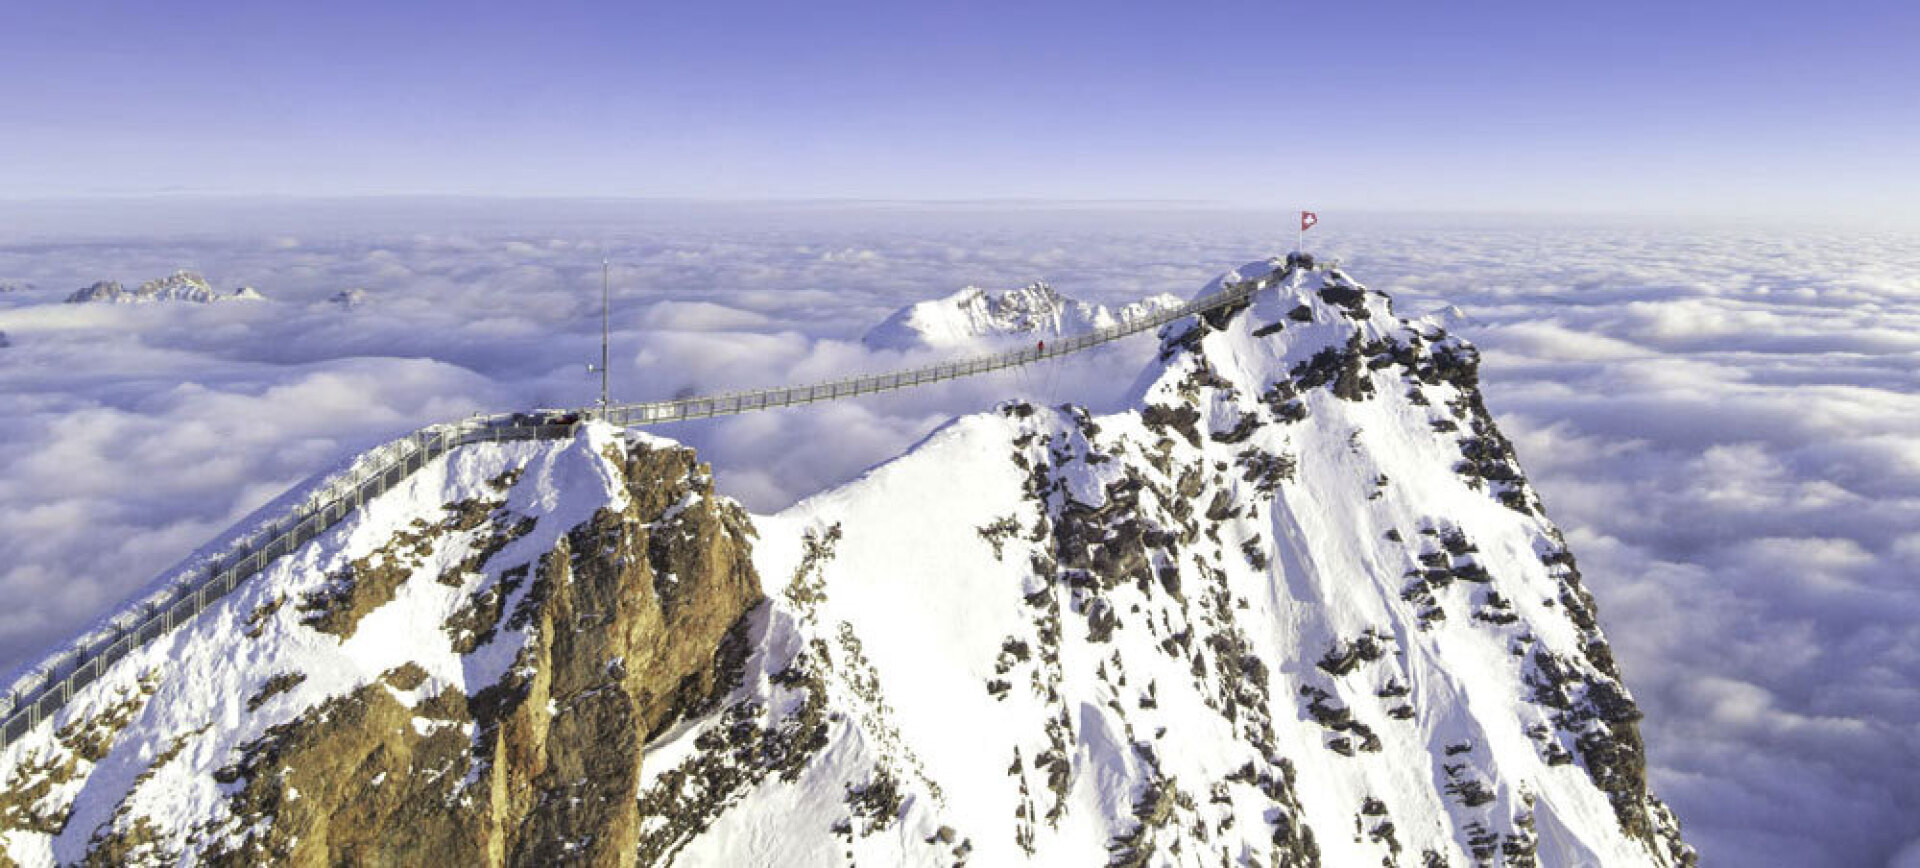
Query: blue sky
1 0 1916 218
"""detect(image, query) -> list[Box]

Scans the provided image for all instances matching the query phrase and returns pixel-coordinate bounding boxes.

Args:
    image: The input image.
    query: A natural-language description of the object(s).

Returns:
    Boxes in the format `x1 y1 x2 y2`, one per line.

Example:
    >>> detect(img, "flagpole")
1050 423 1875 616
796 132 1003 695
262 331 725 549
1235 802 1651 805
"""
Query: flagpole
600 259 610 414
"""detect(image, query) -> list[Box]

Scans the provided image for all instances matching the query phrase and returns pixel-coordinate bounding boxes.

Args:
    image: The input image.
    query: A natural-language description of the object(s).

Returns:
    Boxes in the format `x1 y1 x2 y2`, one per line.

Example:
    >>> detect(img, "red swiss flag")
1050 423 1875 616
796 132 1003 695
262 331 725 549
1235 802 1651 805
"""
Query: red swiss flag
1300 211 1318 232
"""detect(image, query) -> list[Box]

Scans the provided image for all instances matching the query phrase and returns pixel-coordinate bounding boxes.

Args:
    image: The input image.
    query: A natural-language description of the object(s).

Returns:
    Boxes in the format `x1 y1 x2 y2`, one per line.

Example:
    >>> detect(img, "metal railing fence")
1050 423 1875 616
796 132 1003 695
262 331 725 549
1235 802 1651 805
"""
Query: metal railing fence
0 418 572 748
599 264 1290 427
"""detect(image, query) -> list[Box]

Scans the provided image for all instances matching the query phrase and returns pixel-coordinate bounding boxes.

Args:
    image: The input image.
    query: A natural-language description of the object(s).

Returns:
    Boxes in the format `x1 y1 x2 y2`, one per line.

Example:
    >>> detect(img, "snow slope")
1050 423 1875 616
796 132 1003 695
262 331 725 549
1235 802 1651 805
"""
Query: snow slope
0 425 645 864
648 259 1693 866
863 281 1183 351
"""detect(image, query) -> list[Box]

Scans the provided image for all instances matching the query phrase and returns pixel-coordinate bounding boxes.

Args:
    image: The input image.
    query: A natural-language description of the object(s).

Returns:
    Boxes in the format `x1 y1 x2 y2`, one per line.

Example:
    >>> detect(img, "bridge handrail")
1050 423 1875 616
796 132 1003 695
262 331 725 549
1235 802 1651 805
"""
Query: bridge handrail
596 264 1284 428
0 416 577 747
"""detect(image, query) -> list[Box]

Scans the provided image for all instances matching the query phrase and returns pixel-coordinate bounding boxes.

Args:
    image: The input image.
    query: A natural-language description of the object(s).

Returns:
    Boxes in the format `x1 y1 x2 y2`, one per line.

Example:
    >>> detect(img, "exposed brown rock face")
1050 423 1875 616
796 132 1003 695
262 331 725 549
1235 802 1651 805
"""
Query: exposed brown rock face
85 438 763 867
0 676 159 846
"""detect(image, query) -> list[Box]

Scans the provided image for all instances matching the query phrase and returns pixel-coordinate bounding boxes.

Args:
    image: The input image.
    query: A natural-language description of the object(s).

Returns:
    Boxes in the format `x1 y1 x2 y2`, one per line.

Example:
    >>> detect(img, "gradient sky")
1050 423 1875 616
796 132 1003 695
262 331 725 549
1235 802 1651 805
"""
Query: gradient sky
2 0 1916 218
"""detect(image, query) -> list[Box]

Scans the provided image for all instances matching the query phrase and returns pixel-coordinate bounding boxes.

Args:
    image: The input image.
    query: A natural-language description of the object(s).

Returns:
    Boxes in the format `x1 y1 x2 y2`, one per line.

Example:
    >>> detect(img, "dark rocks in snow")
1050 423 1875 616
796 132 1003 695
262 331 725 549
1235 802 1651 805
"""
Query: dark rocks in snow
1105 774 1190 868
1160 322 1207 360
1440 528 1477 557
1444 776 1496 809
1521 643 1666 850
1290 335 1377 402
1199 296 1250 331
1239 537 1269 570
1316 631 1390 677
1141 403 1202 447
1209 413 1261 444
1259 380 1309 424
1235 447 1296 495
1420 340 1481 391
1586 678 1643 725
299 490 528 639
1300 687 1381 754
1316 285 1370 319
1472 589 1520 625
0 676 157 841
245 672 307 713
1174 465 1204 499
1178 362 1236 403
1204 490 1237 522
977 515 1022 560
843 768 905 836
1085 597 1119 643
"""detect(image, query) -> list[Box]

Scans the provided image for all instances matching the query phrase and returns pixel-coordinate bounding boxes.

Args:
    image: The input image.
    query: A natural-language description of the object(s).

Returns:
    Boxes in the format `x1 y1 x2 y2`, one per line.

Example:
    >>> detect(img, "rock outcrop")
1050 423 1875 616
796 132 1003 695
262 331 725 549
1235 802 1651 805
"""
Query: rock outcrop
329 288 370 309
0 430 760 865
863 281 1183 350
64 271 264 304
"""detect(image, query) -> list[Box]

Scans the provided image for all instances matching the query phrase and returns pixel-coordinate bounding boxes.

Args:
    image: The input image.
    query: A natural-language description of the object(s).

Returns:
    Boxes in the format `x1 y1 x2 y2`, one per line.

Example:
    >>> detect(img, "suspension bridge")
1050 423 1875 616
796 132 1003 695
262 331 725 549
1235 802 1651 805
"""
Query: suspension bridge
0 256 1315 749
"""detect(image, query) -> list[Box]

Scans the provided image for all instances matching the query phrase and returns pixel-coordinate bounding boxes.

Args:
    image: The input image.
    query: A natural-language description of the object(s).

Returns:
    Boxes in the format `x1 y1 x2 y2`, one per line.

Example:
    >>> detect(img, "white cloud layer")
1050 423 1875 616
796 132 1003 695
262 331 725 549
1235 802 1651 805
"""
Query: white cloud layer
0 201 1914 864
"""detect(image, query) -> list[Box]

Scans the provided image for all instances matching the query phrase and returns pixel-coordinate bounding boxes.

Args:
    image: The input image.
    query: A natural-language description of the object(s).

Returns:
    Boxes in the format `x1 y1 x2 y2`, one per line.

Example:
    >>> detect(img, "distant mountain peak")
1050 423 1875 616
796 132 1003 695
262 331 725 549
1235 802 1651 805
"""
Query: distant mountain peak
329 288 370 309
65 270 265 304
863 280 1184 350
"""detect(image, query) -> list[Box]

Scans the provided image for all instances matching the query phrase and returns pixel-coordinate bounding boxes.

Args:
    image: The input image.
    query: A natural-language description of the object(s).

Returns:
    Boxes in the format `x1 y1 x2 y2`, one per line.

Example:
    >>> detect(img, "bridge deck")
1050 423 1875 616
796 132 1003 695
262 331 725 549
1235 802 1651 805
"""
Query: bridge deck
601 263 1288 426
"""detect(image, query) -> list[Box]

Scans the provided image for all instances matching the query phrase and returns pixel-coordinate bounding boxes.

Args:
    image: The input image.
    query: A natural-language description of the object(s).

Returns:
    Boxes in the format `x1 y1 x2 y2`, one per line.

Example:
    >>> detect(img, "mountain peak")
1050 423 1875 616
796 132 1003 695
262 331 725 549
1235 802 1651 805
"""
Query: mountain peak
0 258 1693 867
863 280 1184 351
64 270 265 304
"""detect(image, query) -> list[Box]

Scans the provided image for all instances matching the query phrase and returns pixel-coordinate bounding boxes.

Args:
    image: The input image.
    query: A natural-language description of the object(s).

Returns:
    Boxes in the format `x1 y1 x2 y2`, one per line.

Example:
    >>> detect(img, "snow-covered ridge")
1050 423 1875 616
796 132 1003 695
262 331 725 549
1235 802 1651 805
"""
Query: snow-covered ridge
64 270 264 304
0 257 1693 866
0 424 752 864
0 417 586 738
664 260 1693 866
863 280 1183 350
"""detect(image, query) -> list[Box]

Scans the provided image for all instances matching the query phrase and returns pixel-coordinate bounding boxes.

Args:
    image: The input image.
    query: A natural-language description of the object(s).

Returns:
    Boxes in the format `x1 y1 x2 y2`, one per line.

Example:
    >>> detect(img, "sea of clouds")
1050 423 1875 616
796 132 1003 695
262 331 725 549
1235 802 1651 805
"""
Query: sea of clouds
0 200 1914 865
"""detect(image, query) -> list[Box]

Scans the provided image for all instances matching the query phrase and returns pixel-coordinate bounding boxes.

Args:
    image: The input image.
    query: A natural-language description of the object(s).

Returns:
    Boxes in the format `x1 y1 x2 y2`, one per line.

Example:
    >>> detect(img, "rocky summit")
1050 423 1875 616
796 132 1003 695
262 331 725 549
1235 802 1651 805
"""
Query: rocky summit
0 259 1692 866
863 280 1184 351
63 271 263 304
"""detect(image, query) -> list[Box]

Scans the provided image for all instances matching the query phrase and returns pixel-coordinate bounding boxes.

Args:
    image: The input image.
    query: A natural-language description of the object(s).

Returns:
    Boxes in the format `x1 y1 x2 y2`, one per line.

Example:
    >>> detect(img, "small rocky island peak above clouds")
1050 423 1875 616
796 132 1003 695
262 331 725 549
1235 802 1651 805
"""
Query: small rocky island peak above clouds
64 269 265 304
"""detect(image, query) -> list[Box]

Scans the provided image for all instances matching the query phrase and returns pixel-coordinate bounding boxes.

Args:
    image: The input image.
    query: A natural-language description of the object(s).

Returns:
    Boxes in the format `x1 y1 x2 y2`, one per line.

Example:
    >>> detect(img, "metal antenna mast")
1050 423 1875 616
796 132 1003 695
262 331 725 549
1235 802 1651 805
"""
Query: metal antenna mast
599 259 611 413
